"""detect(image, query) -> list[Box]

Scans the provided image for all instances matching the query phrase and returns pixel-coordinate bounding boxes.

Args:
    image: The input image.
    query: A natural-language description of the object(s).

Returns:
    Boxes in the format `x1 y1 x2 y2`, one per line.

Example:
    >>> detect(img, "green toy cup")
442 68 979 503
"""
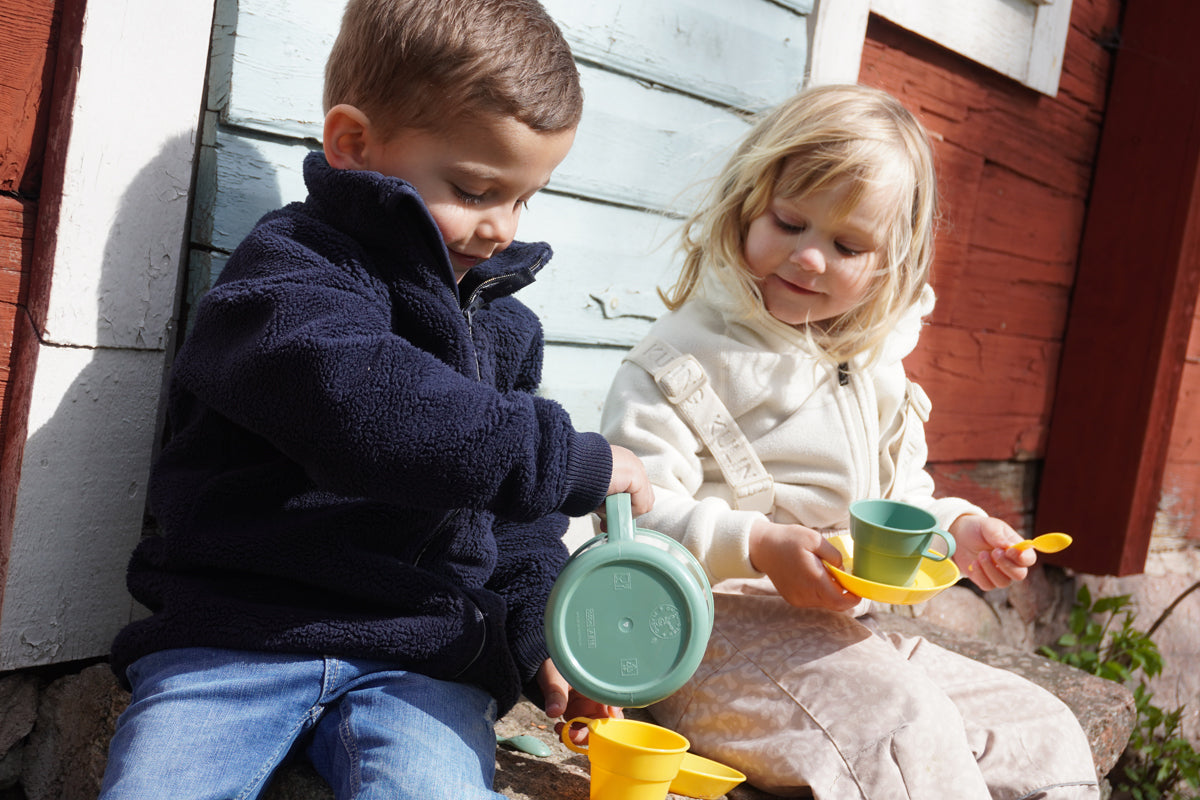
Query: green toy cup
848 499 956 588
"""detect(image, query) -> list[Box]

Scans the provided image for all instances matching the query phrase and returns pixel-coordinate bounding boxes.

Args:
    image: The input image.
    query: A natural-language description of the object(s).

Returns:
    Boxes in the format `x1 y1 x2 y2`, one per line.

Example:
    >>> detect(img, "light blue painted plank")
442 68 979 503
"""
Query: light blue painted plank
222 0 808 139
518 193 678 346
540 343 631 434
222 0 332 138
541 0 808 110
202 79 748 249
194 130 678 347
772 0 816 13
551 67 749 214
199 133 312 253
224 57 749 215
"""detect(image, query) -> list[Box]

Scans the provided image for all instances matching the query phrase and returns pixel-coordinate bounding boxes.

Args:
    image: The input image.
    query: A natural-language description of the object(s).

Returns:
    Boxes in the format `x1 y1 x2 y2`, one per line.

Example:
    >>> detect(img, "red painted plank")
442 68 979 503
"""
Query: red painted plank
0 0 60 195
928 461 1036 533
0 309 37 595
0 197 35 306
0 0 62 608
861 1 1114 465
1036 0 1200 575
909 325 1060 461
1056 0 1123 111
861 17 1110 199
970 163 1088 265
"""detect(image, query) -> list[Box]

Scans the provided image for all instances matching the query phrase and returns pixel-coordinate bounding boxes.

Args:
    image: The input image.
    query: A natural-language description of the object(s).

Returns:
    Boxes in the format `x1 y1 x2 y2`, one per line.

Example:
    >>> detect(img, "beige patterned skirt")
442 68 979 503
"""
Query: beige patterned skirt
649 579 1100 800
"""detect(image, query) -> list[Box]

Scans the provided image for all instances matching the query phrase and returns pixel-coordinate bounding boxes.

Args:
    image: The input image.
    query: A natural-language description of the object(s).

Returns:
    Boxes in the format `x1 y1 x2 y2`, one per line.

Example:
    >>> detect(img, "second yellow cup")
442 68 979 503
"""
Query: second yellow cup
561 717 689 800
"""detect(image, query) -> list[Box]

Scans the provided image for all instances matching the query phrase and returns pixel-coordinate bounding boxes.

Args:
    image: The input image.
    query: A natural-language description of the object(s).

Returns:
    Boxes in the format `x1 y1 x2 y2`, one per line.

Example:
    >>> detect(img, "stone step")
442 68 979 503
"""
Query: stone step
0 613 1135 800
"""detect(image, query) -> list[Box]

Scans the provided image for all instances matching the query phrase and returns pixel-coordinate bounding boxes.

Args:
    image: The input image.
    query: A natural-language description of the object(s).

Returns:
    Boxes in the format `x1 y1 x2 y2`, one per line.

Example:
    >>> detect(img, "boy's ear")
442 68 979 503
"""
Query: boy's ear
323 104 374 170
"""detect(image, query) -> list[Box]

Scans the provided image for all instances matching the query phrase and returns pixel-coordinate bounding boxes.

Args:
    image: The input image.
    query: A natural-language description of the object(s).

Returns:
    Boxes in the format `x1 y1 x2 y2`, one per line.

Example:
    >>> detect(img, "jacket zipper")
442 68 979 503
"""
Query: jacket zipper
436 259 542 677
460 257 544 380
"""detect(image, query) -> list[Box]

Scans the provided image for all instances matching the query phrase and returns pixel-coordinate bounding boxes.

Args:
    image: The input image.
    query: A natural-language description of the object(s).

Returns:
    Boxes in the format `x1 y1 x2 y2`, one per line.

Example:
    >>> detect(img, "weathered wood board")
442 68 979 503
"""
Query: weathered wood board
0 198 34 422
191 0 810 432
217 0 810 137
0 0 55 528
860 10 1110 465
0 0 58 194
540 0 811 111
199 73 751 253
1158 347 1199 543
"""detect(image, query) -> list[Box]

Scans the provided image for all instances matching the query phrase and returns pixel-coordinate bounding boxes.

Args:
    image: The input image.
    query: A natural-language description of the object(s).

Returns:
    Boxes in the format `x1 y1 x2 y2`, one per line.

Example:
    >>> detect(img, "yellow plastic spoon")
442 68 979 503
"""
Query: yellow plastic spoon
1012 532 1073 553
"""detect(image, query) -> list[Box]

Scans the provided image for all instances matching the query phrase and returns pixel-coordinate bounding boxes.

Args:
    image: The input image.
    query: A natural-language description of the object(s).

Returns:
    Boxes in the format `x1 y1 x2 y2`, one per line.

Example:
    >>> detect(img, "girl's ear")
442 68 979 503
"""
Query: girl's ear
323 104 374 170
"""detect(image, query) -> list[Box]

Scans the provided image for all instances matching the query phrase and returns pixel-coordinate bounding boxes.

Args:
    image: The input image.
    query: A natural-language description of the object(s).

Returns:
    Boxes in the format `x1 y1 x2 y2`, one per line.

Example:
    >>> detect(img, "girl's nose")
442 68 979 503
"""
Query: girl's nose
790 243 826 273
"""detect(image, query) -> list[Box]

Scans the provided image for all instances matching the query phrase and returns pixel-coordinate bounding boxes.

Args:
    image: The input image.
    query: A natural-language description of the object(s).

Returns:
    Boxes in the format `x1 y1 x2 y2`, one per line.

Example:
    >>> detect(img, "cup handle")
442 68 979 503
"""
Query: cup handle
559 717 591 754
921 529 956 561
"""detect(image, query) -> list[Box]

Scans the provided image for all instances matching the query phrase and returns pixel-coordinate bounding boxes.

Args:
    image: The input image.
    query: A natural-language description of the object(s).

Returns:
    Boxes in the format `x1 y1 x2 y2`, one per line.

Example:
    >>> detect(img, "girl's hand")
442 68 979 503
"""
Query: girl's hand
536 659 623 746
950 514 1034 591
749 519 861 611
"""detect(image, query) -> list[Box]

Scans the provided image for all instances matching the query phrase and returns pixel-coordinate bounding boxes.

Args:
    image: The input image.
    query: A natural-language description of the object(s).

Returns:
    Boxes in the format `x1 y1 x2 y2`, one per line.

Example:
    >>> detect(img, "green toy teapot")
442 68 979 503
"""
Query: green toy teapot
544 493 714 707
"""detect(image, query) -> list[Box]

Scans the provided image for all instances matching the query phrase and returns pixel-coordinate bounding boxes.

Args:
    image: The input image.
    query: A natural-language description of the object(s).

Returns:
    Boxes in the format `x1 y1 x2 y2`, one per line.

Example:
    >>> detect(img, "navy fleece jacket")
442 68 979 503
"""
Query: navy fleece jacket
110 152 612 714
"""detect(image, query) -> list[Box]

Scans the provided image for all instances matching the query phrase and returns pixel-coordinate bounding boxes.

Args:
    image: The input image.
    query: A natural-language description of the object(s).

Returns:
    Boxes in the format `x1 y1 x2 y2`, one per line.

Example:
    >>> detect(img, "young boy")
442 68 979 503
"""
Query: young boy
98 1 651 798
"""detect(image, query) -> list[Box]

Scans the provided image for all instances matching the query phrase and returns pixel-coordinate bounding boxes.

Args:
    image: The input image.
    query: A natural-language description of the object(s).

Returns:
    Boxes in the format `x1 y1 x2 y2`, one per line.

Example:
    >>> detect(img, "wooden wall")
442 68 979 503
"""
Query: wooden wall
857 0 1122 531
188 0 1140 542
1037 0 1200 573
190 0 815 429
1164 312 1200 543
0 0 60 582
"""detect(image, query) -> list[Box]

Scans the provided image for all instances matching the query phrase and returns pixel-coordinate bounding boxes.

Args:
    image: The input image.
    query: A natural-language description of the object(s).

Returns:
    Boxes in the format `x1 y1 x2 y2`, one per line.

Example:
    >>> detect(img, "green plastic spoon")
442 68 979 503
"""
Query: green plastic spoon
1012 532 1073 554
496 734 553 758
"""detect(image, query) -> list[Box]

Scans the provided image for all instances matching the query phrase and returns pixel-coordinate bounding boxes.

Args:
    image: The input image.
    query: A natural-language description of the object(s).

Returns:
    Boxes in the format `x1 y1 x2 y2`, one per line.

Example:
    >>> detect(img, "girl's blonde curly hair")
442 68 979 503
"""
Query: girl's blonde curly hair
661 84 939 363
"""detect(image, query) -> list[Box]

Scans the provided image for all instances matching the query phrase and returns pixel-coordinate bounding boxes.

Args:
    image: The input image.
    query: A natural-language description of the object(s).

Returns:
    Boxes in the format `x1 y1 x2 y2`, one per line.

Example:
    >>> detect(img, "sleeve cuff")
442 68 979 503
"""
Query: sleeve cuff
559 432 613 517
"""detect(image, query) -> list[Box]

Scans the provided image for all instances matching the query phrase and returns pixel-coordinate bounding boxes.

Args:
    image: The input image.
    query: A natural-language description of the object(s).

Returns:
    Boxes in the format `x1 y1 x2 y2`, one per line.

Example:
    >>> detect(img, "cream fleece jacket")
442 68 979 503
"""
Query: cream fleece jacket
600 279 984 584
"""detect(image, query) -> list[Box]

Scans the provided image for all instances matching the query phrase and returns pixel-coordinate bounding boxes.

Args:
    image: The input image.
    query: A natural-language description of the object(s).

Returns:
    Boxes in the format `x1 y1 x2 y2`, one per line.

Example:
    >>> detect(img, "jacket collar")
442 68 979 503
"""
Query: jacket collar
300 151 551 308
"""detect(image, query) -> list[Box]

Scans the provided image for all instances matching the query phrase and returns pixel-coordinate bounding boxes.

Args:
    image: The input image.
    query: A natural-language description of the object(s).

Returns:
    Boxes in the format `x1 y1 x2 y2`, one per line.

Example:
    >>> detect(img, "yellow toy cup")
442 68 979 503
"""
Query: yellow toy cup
561 717 689 800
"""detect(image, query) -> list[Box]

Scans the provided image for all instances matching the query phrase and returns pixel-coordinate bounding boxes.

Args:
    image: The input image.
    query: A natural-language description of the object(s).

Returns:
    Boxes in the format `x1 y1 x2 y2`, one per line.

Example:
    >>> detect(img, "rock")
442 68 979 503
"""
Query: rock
7 635 1132 800
262 761 334 800
0 673 40 790
21 664 126 800
0 673 39 754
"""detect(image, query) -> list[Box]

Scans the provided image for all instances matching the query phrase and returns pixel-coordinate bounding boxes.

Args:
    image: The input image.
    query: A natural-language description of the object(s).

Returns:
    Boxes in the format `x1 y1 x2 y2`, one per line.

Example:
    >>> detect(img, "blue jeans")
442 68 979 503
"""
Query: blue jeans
99 648 507 800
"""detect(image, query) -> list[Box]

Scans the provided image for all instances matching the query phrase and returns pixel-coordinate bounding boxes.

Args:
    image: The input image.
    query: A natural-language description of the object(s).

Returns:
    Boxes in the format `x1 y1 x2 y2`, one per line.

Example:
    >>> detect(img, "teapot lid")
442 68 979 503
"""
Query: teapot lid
544 494 713 707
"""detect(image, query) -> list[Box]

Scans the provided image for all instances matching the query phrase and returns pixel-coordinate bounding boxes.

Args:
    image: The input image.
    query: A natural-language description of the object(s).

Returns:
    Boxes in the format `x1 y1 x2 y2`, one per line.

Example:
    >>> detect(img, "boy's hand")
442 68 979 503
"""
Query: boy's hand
749 520 861 612
536 659 623 745
606 445 654 516
950 514 1034 590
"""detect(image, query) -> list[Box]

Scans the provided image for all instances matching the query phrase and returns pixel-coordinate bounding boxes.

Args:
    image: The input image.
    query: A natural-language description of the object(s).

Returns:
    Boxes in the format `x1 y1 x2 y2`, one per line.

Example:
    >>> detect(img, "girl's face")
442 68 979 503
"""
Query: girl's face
742 178 894 328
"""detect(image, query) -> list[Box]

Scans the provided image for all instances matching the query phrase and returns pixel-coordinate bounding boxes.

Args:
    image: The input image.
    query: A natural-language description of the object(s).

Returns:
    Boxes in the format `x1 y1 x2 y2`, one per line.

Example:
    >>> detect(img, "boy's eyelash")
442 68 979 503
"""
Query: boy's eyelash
453 186 484 205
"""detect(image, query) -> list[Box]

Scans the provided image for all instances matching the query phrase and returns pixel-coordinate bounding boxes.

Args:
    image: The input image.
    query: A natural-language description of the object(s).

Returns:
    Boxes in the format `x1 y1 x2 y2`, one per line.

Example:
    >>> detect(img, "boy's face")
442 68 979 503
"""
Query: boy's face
362 113 575 282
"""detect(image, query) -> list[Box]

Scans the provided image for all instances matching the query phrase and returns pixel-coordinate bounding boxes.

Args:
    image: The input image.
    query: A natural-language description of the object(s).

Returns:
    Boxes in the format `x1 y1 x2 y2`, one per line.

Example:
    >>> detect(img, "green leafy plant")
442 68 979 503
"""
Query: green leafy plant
1040 584 1200 800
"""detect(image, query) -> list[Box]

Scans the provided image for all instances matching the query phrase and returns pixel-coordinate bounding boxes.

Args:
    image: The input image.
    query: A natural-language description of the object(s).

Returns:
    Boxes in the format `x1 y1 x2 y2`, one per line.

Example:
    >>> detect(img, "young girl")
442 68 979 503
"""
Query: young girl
600 84 1099 799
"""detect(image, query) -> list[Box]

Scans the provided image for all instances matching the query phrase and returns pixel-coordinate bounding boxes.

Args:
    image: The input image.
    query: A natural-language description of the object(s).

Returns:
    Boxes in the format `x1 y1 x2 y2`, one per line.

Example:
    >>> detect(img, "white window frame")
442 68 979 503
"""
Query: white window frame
809 0 1073 96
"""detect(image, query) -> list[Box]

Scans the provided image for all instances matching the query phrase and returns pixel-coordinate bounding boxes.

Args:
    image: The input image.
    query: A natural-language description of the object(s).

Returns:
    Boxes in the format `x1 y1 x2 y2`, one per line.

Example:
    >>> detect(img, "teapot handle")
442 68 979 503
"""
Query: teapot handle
604 492 635 543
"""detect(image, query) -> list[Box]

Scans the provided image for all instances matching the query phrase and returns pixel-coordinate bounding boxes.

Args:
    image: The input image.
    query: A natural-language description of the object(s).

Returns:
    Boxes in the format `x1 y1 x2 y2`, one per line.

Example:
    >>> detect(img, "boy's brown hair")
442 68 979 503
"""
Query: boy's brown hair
324 0 583 137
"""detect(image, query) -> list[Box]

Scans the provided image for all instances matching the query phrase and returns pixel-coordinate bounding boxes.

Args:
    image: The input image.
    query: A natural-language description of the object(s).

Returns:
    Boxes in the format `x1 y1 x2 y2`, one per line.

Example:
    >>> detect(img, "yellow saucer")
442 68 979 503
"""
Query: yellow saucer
669 752 747 799
825 535 960 605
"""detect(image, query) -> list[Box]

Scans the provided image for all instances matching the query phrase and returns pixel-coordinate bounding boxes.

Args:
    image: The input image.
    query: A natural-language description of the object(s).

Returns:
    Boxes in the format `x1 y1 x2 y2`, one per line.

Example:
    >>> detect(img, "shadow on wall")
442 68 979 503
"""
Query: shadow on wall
0 134 283 671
